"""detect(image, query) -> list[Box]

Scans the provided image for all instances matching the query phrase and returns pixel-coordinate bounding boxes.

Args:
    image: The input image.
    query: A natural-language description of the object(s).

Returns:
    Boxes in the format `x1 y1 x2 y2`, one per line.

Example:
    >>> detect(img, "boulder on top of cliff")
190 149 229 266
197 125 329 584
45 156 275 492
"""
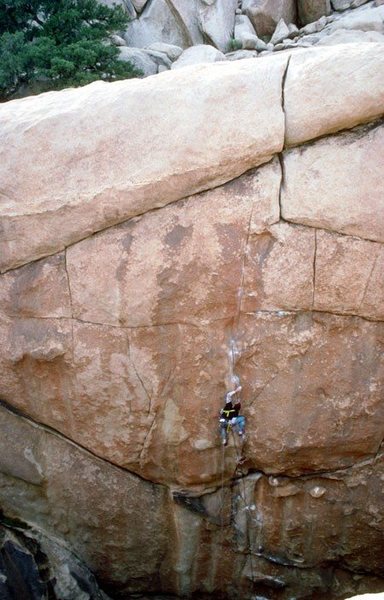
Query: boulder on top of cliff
299 2 384 41
291 2 384 47
124 0 204 49
297 0 331 26
124 0 238 53
234 13 257 38
332 0 369 9
199 0 238 52
141 47 173 69
171 44 226 69
270 18 290 43
146 42 183 60
110 33 127 46
233 14 256 45
118 46 158 75
233 14 269 49
326 3 384 33
242 0 297 38
316 28 384 43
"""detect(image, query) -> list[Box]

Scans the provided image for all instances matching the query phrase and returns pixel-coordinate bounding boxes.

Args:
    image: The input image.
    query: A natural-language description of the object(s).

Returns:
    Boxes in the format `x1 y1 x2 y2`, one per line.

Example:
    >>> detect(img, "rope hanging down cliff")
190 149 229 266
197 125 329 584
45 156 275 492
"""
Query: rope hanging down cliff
217 199 257 583
219 411 257 587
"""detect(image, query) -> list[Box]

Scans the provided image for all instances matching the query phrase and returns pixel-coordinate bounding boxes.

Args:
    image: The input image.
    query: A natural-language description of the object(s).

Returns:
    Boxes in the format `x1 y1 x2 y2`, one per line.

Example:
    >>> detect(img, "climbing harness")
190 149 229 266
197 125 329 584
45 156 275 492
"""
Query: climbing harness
219 418 245 447
219 383 245 446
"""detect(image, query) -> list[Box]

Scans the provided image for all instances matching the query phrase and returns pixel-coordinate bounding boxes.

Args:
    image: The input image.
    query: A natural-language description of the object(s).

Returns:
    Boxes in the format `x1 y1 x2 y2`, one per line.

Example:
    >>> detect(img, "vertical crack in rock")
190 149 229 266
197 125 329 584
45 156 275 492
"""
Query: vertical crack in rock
281 55 292 149
139 413 157 467
358 247 380 311
237 202 255 327
64 249 74 320
277 51 291 237
228 201 255 388
64 249 75 436
278 152 285 221
124 330 159 467
123 331 133 416
312 229 317 309
125 331 152 415
137 361 177 467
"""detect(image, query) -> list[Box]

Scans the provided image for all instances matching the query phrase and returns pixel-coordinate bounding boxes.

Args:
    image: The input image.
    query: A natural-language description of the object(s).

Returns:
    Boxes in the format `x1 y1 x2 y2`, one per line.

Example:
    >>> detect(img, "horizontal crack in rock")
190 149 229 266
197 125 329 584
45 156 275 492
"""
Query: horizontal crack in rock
2 115 384 274
1 399 383 496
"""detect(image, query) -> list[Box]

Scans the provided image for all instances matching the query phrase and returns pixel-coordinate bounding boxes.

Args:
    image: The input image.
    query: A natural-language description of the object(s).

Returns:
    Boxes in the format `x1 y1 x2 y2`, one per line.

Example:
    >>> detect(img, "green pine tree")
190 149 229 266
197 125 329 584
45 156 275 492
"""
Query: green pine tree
0 0 141 101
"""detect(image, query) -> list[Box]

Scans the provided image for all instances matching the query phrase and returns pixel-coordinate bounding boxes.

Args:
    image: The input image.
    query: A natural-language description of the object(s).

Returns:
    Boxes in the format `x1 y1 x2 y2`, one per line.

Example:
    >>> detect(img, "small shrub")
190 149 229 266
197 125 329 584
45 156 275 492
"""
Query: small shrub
228 38 243 52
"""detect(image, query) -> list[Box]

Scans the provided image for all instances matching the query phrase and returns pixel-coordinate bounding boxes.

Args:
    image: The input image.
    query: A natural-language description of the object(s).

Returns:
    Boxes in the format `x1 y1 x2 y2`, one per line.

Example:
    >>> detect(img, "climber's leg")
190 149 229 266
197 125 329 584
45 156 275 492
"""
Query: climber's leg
236 416 246 436
219 419 228 446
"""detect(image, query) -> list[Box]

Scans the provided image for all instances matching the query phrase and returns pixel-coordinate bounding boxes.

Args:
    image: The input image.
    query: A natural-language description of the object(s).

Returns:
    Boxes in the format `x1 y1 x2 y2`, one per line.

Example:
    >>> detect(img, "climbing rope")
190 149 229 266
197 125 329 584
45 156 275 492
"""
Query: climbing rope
231 430 257 585
218 424 257 587
220 441 226 530
221 211 258 582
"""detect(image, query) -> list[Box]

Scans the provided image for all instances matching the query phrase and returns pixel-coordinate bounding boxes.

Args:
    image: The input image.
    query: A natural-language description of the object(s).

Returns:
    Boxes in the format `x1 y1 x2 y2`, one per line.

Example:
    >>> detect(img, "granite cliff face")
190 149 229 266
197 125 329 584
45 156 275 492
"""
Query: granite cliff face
0 39 384 599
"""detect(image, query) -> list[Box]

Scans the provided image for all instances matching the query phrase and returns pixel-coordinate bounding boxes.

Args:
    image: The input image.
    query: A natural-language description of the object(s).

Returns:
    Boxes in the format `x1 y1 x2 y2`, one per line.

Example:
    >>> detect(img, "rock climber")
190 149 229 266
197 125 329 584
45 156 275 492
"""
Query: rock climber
219 385 246 446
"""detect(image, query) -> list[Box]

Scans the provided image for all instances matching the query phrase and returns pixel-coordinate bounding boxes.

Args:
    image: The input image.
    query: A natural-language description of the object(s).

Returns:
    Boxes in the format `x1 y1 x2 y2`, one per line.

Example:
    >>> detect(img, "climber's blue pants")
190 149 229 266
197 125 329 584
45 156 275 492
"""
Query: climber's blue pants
234 416 245 434
220 416 246 439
